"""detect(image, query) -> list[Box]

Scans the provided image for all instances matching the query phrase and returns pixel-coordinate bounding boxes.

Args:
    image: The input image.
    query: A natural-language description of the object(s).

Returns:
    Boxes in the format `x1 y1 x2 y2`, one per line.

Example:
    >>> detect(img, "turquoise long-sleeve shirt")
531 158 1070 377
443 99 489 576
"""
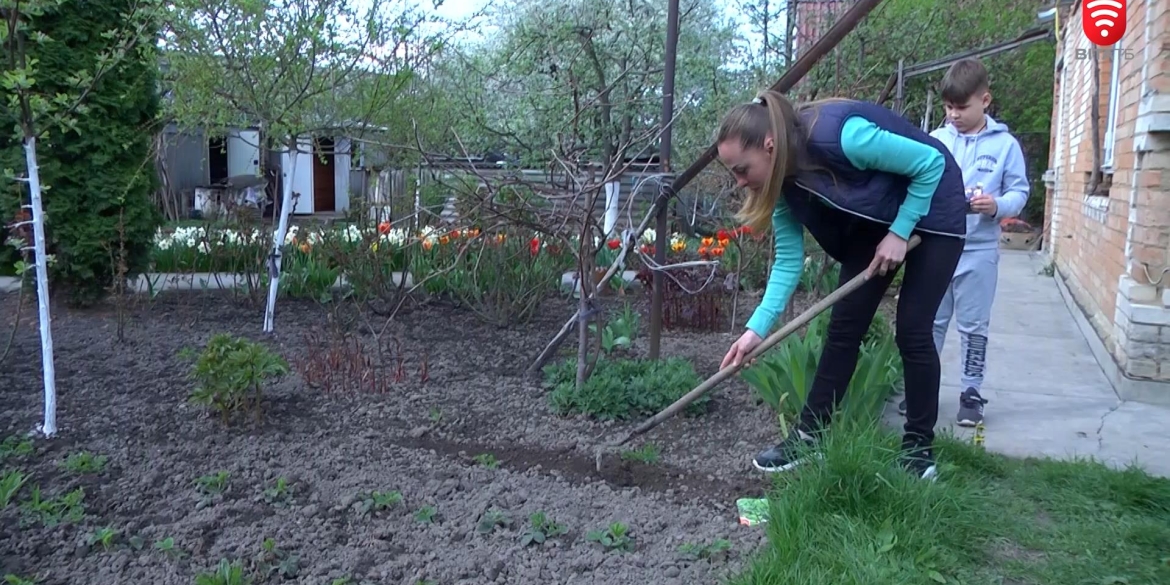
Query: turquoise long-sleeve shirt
744 115 946 338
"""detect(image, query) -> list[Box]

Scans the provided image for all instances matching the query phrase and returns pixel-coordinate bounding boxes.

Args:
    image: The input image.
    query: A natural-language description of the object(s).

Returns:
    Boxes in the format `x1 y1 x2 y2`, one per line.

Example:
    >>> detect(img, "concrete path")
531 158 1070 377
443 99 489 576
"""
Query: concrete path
885 250 1170 478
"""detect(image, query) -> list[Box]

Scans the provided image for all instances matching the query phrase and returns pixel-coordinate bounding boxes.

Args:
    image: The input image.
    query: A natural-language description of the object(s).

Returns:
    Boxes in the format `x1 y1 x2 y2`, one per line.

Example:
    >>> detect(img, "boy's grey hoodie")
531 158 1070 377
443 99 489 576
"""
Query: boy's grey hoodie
929 115 1030 251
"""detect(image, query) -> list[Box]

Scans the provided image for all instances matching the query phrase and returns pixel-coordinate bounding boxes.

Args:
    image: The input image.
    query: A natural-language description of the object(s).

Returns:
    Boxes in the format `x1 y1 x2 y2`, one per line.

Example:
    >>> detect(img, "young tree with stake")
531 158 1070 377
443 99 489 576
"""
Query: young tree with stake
1 0 162 436
163 0 448 333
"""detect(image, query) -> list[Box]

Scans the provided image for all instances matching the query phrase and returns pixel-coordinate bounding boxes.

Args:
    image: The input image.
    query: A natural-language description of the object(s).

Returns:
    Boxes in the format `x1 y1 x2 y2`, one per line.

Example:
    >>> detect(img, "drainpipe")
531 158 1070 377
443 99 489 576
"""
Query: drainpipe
1087 45 1103 197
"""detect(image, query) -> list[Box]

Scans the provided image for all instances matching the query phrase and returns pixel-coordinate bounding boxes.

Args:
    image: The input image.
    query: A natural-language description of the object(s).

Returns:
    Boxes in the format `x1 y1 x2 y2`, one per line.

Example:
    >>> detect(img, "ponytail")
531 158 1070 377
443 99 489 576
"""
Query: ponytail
716 89 803 233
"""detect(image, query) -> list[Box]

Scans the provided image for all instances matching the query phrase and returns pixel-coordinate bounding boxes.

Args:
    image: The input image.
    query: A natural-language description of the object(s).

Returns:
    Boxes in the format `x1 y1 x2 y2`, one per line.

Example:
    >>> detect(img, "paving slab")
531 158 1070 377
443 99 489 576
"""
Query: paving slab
885 250 1170 478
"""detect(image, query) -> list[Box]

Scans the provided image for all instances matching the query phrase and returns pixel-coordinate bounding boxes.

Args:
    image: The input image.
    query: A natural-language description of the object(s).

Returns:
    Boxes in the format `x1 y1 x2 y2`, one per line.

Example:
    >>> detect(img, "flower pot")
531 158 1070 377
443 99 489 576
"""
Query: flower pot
999 230 1041 251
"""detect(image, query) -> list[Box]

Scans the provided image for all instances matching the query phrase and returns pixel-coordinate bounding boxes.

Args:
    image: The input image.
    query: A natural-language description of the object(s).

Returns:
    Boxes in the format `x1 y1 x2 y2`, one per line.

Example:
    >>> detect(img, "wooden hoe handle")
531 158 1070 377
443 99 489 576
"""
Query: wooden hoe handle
614 234 923 445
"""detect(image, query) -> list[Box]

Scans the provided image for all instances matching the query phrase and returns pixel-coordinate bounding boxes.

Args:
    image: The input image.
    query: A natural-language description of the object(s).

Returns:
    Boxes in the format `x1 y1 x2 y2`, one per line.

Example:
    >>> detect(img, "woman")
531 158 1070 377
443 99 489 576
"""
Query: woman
717 90 966 480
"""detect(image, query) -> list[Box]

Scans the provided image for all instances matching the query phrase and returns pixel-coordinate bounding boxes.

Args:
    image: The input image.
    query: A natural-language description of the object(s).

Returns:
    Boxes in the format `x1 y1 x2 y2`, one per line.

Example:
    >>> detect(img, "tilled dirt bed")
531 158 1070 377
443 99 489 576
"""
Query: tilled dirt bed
0 288 879 585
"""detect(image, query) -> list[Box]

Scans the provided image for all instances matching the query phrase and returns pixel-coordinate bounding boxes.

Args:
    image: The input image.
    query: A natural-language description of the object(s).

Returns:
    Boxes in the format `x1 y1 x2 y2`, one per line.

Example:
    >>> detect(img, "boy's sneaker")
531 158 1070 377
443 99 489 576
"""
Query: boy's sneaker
752 429 819 472
956 388 988 427
897 399 907 415
899 437 938 481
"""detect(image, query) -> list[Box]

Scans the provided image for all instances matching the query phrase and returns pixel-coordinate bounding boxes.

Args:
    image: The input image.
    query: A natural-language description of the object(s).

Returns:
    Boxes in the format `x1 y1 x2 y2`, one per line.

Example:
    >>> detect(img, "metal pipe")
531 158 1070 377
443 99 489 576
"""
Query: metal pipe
895 58 905 114
650 0 680 359
876 27 1054 104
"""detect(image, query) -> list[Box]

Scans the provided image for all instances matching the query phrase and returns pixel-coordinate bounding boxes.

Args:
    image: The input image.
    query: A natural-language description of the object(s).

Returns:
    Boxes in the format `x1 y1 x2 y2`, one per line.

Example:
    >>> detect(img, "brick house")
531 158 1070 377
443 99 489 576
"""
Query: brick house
1043 0 1170 404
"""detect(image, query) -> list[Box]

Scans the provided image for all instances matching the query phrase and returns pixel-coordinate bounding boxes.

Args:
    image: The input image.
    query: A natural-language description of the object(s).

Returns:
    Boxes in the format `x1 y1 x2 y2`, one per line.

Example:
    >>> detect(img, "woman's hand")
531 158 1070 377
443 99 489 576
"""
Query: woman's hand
867 232 908 278
721 329 764 370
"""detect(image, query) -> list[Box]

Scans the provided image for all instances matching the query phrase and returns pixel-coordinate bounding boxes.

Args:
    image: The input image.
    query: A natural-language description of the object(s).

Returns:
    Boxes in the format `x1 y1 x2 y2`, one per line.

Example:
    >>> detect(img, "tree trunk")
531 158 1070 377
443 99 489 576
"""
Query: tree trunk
24 136 58 436
264 135 300 333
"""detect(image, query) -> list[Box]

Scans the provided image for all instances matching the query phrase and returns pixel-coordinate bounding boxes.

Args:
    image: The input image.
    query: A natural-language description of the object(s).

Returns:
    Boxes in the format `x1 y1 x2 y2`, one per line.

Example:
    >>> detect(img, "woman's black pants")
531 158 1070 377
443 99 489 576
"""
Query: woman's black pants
798 221 964 446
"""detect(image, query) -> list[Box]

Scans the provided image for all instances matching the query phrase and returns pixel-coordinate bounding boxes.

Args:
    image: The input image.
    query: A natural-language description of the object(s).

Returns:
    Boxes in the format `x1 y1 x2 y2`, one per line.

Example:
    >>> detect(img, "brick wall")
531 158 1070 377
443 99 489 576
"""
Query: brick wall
794 0 847 58
1046 0 1170 387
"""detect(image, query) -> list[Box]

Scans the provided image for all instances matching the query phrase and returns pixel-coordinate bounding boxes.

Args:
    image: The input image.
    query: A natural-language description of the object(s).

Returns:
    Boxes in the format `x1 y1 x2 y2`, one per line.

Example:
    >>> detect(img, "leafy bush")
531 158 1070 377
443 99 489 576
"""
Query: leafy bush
187 334 289 425
740 312 902 426
545 356 708 420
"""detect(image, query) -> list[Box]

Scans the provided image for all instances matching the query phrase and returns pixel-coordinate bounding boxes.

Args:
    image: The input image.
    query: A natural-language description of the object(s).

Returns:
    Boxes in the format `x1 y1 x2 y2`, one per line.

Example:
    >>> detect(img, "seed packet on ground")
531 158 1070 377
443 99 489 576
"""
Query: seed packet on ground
736 497 769 527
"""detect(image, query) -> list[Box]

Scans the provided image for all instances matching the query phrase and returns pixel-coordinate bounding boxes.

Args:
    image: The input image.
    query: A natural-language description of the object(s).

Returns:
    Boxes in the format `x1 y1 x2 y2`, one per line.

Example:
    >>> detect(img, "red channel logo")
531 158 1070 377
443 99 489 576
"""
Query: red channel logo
1083 0 1127 47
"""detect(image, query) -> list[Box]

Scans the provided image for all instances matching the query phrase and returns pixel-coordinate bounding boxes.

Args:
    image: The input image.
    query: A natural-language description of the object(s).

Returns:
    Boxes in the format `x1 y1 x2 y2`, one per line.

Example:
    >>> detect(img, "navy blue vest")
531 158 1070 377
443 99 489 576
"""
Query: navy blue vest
781 100 967 253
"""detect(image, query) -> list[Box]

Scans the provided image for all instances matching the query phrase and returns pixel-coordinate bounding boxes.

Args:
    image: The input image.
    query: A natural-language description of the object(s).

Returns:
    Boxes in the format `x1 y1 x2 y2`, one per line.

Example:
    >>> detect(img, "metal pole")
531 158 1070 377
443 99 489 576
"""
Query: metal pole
895 58 905 115
922 88 933 131
650 0 680 360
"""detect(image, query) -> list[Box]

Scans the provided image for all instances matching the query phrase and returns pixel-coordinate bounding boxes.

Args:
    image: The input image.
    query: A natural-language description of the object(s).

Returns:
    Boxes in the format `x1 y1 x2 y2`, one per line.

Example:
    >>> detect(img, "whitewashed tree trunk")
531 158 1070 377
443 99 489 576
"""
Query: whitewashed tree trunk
603 181 620 237
263 138 300 333
24 136 57 436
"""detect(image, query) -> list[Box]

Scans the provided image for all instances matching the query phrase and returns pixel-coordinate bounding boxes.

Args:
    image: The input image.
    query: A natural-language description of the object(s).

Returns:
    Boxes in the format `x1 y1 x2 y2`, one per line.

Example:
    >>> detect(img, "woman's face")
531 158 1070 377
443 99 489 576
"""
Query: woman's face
717 135 774 192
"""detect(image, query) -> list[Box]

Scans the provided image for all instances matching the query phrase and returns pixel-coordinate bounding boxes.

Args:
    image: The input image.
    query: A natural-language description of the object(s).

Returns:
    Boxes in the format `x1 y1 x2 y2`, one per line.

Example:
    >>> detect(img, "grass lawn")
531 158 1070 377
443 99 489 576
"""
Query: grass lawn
731 423 1170 585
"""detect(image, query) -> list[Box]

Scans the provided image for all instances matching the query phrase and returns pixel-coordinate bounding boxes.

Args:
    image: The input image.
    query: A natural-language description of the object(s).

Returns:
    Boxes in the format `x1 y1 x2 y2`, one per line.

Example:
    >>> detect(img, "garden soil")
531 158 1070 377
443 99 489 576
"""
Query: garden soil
0 287 896 584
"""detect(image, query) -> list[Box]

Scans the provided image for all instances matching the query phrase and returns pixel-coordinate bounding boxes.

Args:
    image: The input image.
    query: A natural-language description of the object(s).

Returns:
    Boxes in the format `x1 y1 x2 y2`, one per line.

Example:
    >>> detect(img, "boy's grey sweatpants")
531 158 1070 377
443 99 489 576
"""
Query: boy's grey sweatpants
932 248 999 392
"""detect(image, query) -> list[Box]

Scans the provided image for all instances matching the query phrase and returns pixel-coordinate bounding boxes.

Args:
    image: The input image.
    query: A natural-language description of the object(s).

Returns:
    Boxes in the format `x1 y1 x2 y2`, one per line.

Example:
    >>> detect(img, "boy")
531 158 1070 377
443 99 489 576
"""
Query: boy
899 58 1030 427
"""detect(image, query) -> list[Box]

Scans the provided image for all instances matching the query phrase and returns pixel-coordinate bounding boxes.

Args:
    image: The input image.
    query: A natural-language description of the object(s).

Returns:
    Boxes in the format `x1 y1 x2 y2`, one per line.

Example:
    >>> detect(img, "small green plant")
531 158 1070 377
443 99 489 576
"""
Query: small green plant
428 407 443 424
88 526 119 551
195 471 231 499
4 575 37 585
589 303 639 353
0 435 33 462
357 490 402 516
414 505 438 523
154 536 184 559
473 453 499 469
679 538 732 562
254 538 300 580
546 357 708 420
1 469 28 508
587 522 634 552
194 559 251 585
620 444 659 464
61 451 107 475
520 512 568 546
19 486 84 527
188 333 289 425
262 477 293 506
330 578 352 585
477 508 512 534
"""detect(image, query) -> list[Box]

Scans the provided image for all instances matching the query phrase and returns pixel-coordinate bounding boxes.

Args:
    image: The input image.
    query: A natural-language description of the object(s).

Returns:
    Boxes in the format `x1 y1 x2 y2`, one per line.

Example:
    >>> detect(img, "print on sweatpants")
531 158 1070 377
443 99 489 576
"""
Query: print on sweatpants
932 248 998 391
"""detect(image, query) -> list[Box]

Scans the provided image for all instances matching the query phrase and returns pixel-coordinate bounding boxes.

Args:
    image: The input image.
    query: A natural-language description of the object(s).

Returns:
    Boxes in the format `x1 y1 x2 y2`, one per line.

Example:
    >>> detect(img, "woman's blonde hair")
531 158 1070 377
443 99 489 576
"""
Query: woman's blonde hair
716 90 848 232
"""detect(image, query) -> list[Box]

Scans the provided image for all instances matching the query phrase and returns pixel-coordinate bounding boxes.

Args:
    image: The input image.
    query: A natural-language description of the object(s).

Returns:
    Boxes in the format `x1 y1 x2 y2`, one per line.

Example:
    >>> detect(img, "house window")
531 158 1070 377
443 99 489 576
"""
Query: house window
1101 44 1123 172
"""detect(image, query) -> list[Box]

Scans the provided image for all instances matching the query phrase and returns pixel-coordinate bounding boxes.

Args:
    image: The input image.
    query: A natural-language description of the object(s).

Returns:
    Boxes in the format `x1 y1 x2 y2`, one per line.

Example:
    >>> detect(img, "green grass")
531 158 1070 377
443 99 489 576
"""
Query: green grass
730 421 1170 585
